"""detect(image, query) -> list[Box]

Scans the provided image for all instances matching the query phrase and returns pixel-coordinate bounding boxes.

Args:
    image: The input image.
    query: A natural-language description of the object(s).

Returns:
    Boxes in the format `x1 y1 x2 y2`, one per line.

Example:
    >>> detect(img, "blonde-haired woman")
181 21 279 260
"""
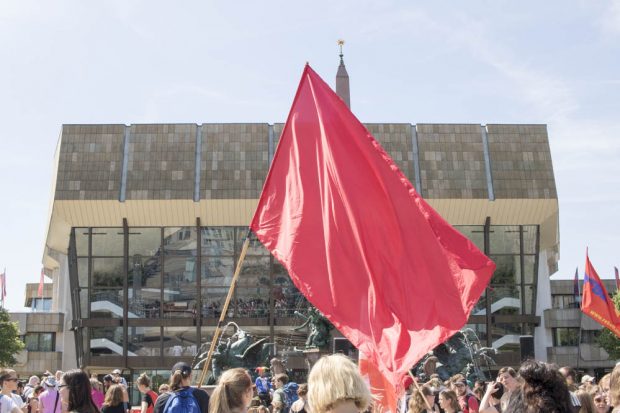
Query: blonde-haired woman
407 385 437 413
152 362 209 413
208 368 253 413
308 354 371 413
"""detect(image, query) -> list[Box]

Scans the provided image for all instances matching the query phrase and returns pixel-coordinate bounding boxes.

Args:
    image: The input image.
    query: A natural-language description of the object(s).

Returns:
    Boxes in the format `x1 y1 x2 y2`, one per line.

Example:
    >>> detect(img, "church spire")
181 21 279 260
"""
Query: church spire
336 39 350 108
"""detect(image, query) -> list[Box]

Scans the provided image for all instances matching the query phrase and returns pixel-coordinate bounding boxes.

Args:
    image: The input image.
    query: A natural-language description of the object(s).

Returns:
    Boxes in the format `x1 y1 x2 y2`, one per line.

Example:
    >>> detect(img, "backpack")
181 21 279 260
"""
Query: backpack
163 388 200 413
282 382 299 410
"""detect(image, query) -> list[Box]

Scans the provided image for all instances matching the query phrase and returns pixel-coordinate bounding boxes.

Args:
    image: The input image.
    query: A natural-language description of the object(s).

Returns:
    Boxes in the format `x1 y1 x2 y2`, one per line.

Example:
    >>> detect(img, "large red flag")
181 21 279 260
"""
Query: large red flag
250 65 495 386
582 254 620 337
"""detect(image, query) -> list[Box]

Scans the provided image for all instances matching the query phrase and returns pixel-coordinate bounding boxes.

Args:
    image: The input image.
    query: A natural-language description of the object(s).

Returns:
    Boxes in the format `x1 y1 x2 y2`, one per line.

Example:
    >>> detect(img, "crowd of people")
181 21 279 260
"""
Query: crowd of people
403 361 620 413
1 356 620 413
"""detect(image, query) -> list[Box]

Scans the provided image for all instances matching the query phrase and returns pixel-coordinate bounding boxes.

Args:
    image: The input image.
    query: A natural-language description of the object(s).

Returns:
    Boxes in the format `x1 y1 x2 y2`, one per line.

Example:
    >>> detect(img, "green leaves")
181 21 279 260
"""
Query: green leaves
0 308 25 367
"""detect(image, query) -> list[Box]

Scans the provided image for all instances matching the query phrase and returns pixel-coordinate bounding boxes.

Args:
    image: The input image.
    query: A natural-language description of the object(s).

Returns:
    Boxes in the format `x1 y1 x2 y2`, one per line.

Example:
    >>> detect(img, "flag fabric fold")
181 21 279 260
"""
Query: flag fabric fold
581 254 620 338
250 65 496 387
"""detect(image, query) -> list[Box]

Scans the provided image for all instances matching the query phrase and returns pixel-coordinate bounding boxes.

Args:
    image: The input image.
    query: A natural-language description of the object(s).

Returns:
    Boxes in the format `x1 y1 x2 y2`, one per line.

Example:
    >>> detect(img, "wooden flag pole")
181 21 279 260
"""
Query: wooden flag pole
197 229 252 387
408 371 433 412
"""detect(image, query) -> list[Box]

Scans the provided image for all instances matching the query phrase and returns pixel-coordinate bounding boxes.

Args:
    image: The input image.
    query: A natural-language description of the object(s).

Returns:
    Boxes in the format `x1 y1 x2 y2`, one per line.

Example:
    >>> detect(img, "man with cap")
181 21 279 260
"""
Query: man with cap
452 376 479 413
153 362 209 413
112 369 128 387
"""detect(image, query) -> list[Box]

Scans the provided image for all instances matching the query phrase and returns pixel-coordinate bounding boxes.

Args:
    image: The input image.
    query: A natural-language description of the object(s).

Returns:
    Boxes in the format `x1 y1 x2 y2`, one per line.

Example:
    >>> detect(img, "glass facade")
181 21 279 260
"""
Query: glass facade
69 223 539 370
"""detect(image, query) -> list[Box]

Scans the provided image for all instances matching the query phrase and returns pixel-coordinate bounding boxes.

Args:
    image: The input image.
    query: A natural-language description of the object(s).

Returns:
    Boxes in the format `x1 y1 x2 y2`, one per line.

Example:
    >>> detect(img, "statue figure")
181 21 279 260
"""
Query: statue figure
412 329 495 383
293 307 333 349
193 322 273 383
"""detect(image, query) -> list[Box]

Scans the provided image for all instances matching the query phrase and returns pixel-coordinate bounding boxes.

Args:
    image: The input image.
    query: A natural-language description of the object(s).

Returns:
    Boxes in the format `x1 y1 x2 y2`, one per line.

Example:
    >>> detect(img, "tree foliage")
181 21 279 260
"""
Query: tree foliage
0 308 25 367
596 291 620 359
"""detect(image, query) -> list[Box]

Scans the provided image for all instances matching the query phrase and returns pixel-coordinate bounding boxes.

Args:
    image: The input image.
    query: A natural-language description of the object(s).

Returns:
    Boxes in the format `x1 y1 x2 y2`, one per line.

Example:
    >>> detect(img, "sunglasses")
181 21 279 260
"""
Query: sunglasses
58 384 69 389
594 397 605 403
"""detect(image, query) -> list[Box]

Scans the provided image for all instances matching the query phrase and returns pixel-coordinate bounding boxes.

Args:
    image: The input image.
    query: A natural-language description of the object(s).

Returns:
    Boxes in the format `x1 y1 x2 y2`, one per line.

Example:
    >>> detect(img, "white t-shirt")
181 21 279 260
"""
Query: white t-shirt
1 395 19 413
8 395 23 410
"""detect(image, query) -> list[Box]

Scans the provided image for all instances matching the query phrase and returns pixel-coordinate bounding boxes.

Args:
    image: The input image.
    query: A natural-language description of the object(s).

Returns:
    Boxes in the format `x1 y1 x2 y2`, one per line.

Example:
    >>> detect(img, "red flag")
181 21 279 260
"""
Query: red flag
38 268 45 298
359 352 398 413
0 270 5 301
250 65 496 386
581 253 620 337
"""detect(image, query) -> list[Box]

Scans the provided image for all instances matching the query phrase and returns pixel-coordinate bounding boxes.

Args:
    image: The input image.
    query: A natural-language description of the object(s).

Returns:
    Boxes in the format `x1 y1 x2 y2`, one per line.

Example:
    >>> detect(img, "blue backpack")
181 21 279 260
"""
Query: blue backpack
163 388 201 413
283 382 299 409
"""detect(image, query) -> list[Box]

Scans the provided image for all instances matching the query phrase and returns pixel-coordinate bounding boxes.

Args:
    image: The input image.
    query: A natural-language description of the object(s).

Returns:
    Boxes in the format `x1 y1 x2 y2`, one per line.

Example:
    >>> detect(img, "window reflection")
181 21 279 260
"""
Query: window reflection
90 327 124 356
92 227 123 256
489 226 520 254
128 326 161 357
128 254 161 318
164 227 196 255
92 258 124 287
163 255 197 318
201 227 234 256
75 228 89 257
129 228 161 257
455 225 484 251
90 289 124 318
163 327 198 357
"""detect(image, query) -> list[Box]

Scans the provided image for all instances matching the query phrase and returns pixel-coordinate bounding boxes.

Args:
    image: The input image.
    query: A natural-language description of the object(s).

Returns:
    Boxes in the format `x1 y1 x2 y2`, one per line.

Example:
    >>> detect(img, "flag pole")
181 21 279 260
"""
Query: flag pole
408 372 433 412
197 229 252 387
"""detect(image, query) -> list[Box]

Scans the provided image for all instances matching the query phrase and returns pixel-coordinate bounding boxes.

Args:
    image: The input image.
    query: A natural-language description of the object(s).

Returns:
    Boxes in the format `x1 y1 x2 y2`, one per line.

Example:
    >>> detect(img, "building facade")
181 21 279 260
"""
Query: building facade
9 284 65 377
544 279 617 376
42 119 560 385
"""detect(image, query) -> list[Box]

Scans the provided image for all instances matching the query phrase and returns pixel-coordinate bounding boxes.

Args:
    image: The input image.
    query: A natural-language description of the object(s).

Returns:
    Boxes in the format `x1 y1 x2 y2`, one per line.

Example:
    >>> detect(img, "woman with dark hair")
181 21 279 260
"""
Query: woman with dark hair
58 370 99 413
101 385 125 413
503 360 573 413
208 368 253 413
152 362 209 413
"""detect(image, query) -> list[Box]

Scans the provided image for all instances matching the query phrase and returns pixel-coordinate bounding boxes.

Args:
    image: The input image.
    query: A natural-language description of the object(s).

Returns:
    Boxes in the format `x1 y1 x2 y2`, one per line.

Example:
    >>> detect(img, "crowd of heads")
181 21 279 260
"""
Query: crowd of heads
3 356 620 413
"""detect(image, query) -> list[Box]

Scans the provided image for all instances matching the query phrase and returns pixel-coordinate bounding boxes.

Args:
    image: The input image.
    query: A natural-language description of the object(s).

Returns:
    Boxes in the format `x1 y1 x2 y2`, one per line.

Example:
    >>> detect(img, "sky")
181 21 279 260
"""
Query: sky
0 1 618 312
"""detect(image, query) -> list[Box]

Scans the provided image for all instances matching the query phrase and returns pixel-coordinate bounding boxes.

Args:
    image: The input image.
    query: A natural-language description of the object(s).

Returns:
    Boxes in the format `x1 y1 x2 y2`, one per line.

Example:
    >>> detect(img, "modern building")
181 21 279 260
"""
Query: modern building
544 279 618 376
41 58 562 393
9 283 65 377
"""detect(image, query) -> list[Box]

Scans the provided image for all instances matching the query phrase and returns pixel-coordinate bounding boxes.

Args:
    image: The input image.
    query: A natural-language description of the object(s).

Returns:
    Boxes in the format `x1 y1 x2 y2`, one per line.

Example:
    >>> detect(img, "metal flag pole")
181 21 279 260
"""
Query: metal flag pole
197 229 252 387
576 267 583 370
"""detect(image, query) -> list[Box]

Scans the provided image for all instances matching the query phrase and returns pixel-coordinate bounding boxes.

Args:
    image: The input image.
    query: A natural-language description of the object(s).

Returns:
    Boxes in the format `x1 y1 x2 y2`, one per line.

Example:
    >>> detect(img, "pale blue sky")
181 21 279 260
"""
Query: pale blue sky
1 1 618 311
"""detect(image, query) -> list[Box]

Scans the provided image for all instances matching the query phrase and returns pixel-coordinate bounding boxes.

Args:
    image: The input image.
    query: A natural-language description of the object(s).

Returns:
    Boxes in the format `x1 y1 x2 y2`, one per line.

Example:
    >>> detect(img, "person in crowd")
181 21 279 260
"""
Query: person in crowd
290 384 308 413
399 376 414 413
27 386 44 413
157 384 169 396
103 376 114 394
58 369 99 413
39 376 61 413
208 368 253 413
497 367 521 411
111 371 127 387
136 373 158 413
575 390 596 413
608 364 620 413
407 385 436 413
256 407 269 413
271 374 289 413
53 374 62 387
503 360 573 413
587 385 610 413
89 379 104 409
102 385 125 413
560 367 579 393
153 362 209 413
17 382 26 403
479 381 503 413
581 376 596 388
452 377 479 413
438 390 461 413
254 368 271 407
307 354 371 413
23 377 40 401
0 369 27 413
1 388 22 413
